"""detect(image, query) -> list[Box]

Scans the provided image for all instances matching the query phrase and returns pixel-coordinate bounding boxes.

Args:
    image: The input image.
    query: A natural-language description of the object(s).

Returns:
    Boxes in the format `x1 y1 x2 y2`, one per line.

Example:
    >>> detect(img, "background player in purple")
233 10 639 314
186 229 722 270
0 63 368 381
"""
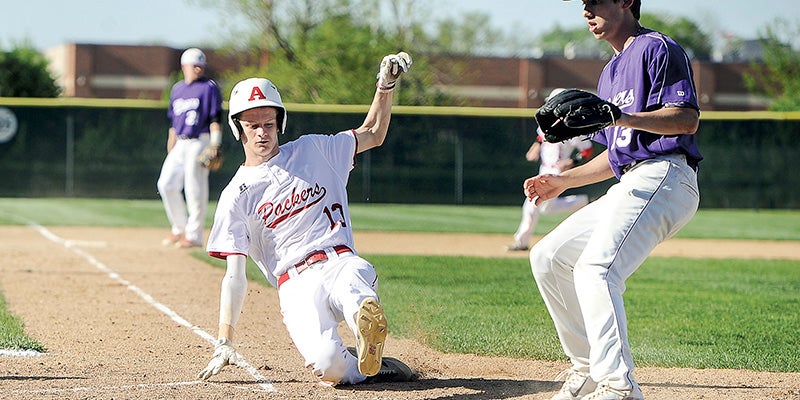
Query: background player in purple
524 1 702 399
197 52 415 387
157 48 223 248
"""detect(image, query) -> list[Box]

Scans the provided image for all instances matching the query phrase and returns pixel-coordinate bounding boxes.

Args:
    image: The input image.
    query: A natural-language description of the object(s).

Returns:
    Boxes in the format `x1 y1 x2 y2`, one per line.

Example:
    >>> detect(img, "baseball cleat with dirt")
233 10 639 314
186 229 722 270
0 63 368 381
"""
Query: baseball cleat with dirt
361 356 416 383
506 243 530 251
552 368 596 400
579 383 643 400
356 297 387 376
345 347 417 384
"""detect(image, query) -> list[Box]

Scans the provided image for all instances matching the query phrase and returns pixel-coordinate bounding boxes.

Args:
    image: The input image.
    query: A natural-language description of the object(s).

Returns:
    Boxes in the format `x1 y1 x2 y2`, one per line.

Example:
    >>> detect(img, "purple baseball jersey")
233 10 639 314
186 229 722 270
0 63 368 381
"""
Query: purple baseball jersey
167 77 223 139
593 28 703 178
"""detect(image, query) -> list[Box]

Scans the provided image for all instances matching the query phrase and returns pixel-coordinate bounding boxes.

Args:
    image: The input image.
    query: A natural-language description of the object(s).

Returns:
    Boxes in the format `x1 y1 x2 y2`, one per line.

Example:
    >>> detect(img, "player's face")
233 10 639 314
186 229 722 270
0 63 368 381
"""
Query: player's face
181 64 204 83
581 0 626 40
238 107 280 165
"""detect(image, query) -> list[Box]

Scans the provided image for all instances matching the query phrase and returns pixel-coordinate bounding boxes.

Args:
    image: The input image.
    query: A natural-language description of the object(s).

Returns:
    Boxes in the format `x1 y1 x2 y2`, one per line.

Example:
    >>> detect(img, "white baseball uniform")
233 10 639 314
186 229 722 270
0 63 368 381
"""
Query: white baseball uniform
206 130 379 384
511 132 593 249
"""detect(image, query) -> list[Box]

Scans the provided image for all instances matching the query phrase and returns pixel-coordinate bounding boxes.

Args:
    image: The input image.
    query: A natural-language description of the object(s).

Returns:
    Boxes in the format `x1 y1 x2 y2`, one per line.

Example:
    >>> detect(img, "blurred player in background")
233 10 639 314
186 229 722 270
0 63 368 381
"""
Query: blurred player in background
197 52 415 386
525 1 702 399
157 48 223 248
507 90 594 252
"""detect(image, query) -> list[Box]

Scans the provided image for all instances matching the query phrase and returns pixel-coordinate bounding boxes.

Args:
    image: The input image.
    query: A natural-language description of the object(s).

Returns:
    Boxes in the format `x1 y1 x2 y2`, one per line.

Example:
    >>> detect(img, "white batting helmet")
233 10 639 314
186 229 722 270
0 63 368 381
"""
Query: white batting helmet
227 78 287 140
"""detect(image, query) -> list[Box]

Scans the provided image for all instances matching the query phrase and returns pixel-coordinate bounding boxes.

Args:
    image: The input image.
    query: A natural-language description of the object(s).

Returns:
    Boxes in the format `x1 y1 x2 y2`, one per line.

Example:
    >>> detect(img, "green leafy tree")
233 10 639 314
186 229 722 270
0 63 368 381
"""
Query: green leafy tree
0 45 60 97
743 19 800 111
427 12 506 56
193 0 454 105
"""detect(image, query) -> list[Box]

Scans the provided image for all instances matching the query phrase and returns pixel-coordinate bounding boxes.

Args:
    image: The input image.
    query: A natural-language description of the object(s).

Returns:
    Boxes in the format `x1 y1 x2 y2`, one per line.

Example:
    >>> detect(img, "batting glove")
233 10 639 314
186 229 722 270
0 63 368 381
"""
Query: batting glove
376 52 412 92
197 338 240 380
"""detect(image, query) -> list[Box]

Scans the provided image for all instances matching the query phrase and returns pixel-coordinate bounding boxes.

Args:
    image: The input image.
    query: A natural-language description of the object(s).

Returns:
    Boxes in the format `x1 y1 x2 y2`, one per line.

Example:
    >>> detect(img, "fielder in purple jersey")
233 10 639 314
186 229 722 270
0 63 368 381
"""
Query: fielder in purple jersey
524 1 702 399
158 48 224 249
168 76 222 140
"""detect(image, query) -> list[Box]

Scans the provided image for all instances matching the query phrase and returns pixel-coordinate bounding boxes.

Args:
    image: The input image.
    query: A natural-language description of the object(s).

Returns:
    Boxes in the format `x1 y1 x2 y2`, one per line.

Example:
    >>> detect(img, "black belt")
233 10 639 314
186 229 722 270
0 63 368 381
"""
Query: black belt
621 160 642 174
622 155 698 174
278 245 353 288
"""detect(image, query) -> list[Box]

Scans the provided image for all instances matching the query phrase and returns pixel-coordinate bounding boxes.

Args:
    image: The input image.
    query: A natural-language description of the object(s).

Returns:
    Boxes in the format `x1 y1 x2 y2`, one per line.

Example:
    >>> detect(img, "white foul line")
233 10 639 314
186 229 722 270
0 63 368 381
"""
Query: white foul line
1 380 270 396
0 349 45 357
28 223 276 393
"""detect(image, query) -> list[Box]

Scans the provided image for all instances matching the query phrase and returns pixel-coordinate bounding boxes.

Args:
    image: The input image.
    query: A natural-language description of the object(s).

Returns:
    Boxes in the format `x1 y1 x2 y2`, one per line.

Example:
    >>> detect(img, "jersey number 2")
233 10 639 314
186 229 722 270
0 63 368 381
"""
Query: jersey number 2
323 203 347 229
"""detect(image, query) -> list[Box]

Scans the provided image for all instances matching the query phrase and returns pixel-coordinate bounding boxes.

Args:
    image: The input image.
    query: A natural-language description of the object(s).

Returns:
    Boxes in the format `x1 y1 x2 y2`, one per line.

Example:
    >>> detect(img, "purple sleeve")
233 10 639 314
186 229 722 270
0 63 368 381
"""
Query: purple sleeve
643 35 699 112
207 79 223 123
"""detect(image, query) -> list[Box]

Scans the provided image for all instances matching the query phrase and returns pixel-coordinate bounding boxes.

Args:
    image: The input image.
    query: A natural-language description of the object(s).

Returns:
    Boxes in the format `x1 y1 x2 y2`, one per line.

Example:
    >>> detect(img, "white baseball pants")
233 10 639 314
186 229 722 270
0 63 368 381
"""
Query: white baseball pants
512 194 590 248
156 134 209 244
529 154 699 391
277 250 379 385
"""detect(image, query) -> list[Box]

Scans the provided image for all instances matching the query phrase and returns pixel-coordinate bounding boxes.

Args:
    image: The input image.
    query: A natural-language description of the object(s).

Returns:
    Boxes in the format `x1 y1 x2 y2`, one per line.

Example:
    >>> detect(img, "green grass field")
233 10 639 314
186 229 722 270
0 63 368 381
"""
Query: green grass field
2 198 800 239
1 198 799 372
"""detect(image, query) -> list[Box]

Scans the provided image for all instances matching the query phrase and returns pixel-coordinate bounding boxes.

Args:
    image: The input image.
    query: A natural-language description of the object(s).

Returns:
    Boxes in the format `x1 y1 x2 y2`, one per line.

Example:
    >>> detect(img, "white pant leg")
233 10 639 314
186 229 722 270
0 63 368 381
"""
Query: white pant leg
576 155 698 389
531 155 698 384
157 141 189 235
156 136 209 242
530 199 602 372
182 136 209 243
513 198 541 247
279 253 379 385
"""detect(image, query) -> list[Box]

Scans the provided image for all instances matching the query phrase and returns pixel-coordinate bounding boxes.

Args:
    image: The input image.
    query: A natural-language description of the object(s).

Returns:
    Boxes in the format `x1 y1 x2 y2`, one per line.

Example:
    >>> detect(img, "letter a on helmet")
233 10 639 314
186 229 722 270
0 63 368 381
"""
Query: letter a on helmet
227 78 287 140
249 86 266 101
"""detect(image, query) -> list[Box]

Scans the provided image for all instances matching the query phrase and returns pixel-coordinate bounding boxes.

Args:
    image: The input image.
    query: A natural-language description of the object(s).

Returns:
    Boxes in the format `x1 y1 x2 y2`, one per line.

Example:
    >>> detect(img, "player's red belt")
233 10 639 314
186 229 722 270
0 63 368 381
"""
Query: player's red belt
278 245 353 288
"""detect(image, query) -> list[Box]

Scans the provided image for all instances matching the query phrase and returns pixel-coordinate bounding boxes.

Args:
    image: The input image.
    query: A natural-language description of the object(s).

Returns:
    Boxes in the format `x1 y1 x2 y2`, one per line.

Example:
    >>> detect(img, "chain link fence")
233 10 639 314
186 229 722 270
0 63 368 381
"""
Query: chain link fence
0 100 797 209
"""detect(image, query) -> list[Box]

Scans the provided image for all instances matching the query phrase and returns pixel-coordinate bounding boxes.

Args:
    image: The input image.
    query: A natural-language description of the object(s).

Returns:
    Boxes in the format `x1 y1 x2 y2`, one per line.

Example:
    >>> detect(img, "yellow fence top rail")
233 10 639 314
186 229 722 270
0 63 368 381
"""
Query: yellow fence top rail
2 97 800 120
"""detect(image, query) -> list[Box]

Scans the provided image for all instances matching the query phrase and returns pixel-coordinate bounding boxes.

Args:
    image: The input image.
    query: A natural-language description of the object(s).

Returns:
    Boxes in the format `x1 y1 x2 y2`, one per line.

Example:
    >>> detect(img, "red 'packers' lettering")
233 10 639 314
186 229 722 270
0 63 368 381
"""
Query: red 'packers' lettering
258 184 326 228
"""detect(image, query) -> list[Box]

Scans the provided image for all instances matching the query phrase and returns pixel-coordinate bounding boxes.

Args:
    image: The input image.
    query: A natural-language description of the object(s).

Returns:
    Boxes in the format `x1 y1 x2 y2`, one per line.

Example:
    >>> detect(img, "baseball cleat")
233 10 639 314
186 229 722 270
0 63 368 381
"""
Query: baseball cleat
345 348 416 384
161 233 183 247
506 243 530 251
579 383 643 400
551 368 597 400
175 238 202 248
361 355 417 383
355 297 387 376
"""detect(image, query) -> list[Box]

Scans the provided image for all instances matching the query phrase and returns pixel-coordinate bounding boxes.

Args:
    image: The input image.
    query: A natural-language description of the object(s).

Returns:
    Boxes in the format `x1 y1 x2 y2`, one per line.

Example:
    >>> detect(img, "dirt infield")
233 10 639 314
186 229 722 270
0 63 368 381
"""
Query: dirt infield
1 226 799 400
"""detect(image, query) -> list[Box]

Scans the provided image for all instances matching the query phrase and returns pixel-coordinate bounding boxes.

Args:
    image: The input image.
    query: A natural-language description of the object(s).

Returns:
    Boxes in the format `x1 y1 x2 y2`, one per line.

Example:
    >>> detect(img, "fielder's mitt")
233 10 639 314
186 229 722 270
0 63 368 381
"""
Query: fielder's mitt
534 89 621 143
198 146 224 171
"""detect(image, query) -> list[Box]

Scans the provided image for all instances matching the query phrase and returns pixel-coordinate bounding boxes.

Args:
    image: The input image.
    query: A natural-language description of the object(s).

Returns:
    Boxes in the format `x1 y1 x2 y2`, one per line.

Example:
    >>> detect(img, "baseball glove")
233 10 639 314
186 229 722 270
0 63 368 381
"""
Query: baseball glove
198 146 224 171
534 89 621 143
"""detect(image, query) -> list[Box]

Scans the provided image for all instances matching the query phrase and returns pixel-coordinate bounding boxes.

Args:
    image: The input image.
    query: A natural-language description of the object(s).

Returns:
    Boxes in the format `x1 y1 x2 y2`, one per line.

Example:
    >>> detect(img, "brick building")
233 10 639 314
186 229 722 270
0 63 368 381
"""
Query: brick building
44 43 767 111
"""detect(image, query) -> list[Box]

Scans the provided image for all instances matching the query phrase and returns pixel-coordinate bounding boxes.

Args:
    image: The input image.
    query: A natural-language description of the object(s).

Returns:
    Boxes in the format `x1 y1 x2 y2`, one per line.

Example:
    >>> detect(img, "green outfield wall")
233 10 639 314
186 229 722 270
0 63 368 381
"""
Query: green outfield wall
1 98 798 208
